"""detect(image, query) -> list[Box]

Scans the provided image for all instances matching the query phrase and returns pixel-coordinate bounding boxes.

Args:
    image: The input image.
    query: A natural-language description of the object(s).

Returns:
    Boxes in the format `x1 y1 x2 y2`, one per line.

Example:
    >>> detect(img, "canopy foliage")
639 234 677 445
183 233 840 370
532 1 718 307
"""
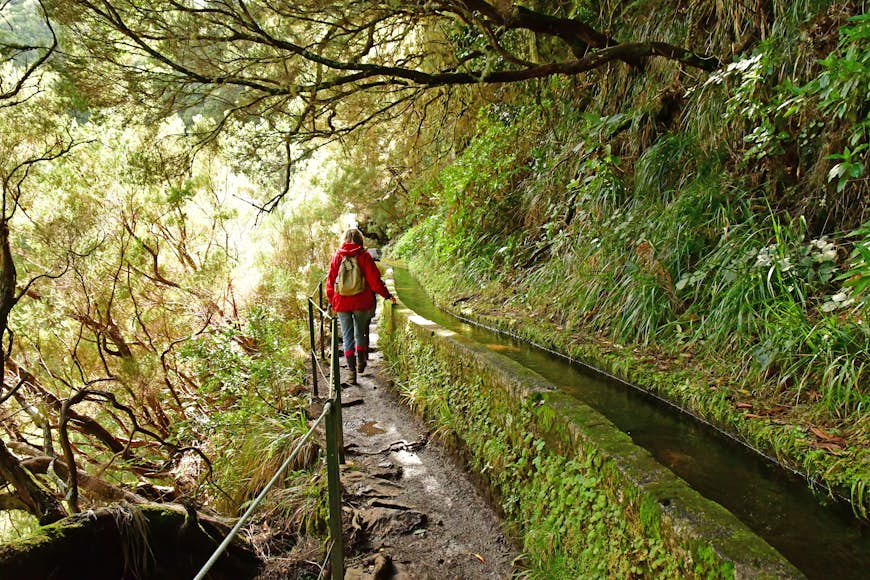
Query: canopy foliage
51 0 721 209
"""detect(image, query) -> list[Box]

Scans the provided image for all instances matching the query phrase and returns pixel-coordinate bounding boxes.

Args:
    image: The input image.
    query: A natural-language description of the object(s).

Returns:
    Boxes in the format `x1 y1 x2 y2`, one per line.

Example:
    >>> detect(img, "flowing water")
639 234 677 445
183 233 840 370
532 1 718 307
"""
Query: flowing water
392 267 870 579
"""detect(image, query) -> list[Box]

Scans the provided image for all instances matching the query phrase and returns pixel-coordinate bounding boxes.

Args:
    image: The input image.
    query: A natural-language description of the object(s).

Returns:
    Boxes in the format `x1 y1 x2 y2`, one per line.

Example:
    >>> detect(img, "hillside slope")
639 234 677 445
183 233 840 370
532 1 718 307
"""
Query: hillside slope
387 1 869 516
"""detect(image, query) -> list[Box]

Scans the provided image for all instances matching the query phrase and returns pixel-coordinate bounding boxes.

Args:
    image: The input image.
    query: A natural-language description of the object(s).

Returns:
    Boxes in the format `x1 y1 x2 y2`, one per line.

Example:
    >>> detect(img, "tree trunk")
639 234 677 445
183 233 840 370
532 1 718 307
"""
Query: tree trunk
0 439 66 525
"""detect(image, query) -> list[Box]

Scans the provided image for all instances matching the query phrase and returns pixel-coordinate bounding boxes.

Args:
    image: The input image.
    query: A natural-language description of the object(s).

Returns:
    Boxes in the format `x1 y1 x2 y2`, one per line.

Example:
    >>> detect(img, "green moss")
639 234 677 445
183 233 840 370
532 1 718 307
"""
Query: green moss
381 303 801 578
692 544 735 580
639 495 662 540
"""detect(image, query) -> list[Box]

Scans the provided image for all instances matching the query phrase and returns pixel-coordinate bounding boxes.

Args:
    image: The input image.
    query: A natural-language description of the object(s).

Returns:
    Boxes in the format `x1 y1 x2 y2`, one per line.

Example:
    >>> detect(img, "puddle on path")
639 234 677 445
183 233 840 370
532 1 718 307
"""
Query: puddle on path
359 420 387 436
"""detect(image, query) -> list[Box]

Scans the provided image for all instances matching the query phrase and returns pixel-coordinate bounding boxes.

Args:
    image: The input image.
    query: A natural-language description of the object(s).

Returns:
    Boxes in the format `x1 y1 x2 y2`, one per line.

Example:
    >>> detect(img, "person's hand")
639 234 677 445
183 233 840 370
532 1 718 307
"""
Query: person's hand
390 296 397 304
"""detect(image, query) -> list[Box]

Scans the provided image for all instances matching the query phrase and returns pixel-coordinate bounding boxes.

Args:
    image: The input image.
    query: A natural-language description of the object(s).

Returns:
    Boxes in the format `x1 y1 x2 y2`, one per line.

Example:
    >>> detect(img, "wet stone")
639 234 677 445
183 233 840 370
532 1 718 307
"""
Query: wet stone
343 469 404 500
342 397 365 408
355 506 428 538
344 554 412 580
371 462 402 481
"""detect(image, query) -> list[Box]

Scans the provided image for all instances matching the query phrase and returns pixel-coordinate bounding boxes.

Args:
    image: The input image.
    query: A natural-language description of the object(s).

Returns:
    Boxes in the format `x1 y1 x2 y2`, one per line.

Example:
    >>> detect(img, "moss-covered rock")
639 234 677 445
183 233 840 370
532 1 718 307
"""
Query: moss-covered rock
0 503 260 579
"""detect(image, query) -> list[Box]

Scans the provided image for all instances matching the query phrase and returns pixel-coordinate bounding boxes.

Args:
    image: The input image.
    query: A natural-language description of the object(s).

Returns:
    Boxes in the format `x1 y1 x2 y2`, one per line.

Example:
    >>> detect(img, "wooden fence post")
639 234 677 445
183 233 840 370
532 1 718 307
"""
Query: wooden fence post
324 400 344 580
319 282 325 360
329 317 345 464
308 299 319 397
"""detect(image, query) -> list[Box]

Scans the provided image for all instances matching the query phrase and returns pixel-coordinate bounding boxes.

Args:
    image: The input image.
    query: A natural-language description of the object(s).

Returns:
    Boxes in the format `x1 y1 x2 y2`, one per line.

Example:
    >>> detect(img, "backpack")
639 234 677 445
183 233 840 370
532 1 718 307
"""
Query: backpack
335 255 366 296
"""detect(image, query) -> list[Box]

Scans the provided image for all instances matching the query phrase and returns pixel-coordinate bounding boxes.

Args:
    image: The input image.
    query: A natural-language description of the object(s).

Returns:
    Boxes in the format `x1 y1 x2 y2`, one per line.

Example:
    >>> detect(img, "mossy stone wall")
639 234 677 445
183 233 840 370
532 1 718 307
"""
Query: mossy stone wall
381 300 802 578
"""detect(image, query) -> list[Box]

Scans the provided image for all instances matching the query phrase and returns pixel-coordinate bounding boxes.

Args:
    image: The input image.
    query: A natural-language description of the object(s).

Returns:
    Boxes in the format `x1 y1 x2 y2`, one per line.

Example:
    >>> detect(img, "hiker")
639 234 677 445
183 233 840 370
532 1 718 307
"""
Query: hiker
326 229 396 384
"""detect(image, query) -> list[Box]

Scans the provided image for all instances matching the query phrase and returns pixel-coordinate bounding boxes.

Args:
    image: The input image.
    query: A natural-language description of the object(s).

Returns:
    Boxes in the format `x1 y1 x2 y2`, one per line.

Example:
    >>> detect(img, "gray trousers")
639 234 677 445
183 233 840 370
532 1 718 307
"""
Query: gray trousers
337 309 373 358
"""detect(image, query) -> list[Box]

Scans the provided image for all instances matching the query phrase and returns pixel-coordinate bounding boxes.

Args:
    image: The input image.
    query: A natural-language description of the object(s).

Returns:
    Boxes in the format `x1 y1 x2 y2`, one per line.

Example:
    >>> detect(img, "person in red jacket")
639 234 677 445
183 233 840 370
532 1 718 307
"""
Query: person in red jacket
326 228 396 384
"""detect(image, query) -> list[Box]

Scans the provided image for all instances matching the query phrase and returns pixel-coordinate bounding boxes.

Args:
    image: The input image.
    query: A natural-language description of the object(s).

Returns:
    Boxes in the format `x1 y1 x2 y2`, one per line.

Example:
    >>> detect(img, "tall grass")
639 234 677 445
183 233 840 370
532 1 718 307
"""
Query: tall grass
398 95 868 422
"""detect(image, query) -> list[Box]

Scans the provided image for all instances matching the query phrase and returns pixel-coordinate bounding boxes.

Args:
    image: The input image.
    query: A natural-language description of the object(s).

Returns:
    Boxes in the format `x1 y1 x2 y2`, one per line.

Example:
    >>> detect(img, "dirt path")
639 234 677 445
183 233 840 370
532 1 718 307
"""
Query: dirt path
338 321 518 579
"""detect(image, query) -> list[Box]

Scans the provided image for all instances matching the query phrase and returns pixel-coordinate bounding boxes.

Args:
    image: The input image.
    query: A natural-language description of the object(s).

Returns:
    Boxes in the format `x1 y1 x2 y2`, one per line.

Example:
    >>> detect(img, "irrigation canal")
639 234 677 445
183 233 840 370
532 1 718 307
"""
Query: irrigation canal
392 267 870 579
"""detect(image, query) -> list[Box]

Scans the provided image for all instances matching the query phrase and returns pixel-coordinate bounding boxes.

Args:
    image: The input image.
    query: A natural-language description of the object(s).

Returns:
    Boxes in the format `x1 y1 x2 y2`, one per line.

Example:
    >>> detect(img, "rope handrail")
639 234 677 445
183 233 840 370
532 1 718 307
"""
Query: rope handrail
312 349 330 385
309 298 333 319
193 400 333 580
307 276 327 301
316 540 335 579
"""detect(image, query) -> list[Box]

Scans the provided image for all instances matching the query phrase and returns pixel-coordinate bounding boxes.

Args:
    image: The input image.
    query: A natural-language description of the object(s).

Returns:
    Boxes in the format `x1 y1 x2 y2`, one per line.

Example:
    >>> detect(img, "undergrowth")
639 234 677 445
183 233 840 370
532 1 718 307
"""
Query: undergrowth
178 304 327 532
389 4 870 516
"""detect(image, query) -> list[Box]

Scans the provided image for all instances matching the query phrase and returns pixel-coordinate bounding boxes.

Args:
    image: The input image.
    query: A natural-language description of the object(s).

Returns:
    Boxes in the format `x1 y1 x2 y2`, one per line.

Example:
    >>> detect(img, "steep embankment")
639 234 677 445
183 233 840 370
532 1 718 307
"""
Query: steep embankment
389 2 869 516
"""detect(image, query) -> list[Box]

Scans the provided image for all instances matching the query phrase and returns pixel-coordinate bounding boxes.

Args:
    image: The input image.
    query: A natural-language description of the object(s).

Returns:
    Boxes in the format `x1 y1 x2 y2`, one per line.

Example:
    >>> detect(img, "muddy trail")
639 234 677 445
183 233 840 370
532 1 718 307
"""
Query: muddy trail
329 322 517 579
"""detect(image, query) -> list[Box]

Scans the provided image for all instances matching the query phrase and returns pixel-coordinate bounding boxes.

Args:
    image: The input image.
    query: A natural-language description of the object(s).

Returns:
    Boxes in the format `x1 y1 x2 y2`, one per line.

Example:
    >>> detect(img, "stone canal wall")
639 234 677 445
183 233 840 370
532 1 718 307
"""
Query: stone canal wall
380 299 802 579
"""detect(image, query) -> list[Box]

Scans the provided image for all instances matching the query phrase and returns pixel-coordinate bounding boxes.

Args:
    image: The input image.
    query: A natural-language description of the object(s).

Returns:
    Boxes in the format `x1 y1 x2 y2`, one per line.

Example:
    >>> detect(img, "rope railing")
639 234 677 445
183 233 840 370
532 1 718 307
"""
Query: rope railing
193 281 346 580
310 300 333 319
308 279 338 397
314 354 330 385
316 541 335 579
193 400 333 580
308 295 335 397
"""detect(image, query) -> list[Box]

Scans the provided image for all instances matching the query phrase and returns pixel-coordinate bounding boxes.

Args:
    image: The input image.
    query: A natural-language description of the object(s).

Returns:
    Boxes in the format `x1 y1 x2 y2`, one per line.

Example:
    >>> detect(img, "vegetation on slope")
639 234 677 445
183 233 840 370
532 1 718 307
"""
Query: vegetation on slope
387 1 870 515
0 51 340 572
0 0 867 572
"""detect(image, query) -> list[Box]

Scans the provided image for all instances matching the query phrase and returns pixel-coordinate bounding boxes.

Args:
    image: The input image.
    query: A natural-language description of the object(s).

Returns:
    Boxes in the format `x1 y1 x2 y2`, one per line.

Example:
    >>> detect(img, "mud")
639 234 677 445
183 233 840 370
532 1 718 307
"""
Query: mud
339 324 518 579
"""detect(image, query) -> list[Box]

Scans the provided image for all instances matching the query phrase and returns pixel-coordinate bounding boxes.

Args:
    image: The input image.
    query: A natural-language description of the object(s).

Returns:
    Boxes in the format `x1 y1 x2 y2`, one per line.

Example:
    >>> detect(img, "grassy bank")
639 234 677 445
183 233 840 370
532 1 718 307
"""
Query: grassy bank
384 4 870 518
394 256 868 518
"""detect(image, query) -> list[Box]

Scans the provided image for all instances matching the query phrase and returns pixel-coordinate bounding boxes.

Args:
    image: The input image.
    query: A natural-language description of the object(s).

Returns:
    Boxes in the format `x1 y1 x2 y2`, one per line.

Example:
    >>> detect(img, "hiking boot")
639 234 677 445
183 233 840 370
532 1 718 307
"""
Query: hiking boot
346 354 358 385
357 357 367 374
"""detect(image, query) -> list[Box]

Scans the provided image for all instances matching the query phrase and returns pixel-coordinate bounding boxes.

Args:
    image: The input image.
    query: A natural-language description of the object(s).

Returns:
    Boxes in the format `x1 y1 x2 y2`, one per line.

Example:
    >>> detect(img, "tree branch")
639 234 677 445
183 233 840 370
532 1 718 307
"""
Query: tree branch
21 456 148 505
0 0 57 103
0 438 66 524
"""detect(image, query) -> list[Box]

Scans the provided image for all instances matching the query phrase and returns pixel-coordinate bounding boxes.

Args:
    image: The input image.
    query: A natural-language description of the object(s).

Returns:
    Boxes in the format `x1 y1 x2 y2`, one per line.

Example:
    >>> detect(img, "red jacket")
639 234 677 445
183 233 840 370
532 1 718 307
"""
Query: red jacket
326 243 392 312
